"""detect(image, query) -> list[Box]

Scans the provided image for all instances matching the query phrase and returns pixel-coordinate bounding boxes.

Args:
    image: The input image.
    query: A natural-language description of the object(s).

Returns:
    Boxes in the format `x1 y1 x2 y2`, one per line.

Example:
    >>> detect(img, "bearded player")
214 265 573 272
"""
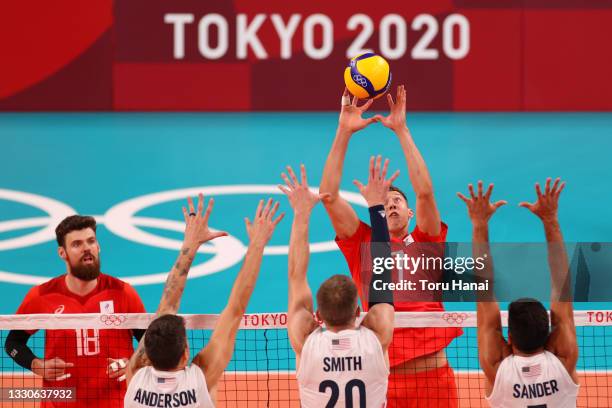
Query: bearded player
458 179 578 407
282 164 395 407
320 86 461 406
4 215 146 407
125 195 283 407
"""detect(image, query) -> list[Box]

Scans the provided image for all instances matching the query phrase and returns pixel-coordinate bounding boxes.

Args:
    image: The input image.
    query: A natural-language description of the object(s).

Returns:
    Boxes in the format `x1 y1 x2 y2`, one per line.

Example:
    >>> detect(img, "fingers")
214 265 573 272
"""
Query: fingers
187 196 195 215
319 193 332 201
400 85 406 107
556 181 566 197
244 217 252 232
551 177 560 194
278 184 290 196
182 206 189 224
209 231 229 240
484 183 494 200
272 212 285 226
202 197 214 223
343 87 349 98
261 198 273 219
388 169 400 184
468 184 476 199
351 95 358 106
381 159 389 179
544 177 552 194
518 201 533 210
281 172 293 190
268 201 280 220
360 99 374 112
255 199 264 219
493 200 508 209
374 156 382 180
300 164 308 187
477 180 484 198
197 193 204 216
386 93 395 109
535 182 543 198
286 166 299 187
353 179 365 191
457 192 469 203
368 156 375 180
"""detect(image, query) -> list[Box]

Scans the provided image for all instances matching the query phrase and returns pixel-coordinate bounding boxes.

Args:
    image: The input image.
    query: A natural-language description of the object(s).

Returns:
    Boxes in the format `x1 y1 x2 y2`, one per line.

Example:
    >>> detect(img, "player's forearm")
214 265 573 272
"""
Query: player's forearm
288 212 311 281
320 128 352 198
395 127 434 197
5 330 38 371
368 205 393 307
157 244 198 315
472 223 495 302
543 218 571 303
225 242 265 316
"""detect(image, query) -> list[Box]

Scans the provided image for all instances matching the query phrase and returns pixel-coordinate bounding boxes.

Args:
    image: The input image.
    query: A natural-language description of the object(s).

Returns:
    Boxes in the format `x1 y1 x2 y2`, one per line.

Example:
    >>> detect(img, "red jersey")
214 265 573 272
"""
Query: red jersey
16 274 145 407
336 221 462 366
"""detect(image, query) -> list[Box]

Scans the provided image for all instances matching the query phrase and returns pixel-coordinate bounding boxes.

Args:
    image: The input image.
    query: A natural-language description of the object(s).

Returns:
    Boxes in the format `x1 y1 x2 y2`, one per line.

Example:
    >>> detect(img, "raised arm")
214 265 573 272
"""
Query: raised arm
354 156 398 352
457 181 509 387
279 165 323 359
193 198 283 395
126 195 227 384
376 85 441 236
320 88 377 239
520 178 577 378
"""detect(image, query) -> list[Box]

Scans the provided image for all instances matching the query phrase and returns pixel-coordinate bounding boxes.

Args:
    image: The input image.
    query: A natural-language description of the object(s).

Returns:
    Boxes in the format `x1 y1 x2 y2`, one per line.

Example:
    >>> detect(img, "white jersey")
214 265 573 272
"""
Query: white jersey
486 350 579 408
297 325 389 408
125 365 214 408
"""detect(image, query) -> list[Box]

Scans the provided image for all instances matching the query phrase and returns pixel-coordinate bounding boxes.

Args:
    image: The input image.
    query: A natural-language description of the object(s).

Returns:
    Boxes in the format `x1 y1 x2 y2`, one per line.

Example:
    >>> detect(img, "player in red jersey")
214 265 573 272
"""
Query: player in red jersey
319 86 461 407
4 215 146 407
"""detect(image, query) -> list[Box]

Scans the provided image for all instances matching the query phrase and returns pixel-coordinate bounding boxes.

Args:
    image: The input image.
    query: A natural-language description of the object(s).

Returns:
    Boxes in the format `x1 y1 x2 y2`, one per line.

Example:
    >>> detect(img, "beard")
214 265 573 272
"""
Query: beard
68 254 101 281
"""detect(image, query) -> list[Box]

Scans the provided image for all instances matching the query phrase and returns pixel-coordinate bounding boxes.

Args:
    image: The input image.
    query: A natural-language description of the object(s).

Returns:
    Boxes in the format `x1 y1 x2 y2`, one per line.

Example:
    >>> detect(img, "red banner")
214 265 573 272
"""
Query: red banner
1 0 612 111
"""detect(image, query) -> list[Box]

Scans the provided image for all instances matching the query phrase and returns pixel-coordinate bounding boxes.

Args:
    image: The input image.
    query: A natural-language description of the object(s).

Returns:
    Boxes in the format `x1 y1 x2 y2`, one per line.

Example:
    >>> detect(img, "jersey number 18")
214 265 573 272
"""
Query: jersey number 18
75 329 100 356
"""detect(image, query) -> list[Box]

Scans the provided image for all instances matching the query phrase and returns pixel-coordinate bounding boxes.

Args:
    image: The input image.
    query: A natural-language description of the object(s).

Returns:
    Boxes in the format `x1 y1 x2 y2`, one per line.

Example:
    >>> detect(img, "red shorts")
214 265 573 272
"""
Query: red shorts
386 365 459 408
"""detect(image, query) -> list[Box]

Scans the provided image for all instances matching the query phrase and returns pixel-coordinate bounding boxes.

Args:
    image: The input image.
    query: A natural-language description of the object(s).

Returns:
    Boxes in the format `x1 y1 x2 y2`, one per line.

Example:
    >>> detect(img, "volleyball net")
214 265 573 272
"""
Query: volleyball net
0 311 610 407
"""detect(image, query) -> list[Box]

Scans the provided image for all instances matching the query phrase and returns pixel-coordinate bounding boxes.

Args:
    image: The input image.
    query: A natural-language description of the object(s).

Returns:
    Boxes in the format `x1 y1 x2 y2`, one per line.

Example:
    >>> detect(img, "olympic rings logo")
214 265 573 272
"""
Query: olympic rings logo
442 312 469 325
100 314 127 326
0 186 368 286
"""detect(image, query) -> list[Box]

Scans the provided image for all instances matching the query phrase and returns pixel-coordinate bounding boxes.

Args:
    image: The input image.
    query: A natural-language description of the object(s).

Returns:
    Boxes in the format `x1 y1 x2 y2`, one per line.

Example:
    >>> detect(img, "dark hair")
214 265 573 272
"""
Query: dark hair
389 185 409 206
316 275 358 327
508 298 550 353
55 215 97 247
145 315 187 370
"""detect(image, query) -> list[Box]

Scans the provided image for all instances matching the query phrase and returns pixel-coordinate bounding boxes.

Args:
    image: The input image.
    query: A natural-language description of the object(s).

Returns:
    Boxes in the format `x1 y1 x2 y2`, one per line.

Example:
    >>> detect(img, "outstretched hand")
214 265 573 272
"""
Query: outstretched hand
182 194 228 247
353 155 399 207
519 177 565 222
245 199 284 246
457 181 507 226
279 164 327 215
373 85 407 132
338 88 378 133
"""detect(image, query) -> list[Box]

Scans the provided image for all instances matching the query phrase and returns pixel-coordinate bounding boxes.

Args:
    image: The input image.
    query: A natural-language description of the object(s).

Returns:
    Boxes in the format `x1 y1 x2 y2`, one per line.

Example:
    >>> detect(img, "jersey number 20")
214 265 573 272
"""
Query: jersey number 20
319 379 366 408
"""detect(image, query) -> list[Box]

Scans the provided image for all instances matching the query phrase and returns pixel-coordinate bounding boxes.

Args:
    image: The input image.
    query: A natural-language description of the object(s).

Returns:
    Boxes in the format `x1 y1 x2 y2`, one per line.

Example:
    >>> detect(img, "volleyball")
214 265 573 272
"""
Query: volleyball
344 53 392 100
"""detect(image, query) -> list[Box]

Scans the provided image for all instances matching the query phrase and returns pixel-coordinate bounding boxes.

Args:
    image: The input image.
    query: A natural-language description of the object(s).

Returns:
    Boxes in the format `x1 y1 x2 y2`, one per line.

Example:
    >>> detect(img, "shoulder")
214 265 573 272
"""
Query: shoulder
335 221 372 246
97 274 130 291
36 275 67 295
411 221 448 243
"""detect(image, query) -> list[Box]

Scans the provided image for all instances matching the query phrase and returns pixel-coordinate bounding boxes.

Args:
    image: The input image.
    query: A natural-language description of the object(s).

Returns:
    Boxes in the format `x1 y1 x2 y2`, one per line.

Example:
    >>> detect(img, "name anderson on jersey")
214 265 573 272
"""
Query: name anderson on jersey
323 356 362 372
513 380 559 399
133 388 197 407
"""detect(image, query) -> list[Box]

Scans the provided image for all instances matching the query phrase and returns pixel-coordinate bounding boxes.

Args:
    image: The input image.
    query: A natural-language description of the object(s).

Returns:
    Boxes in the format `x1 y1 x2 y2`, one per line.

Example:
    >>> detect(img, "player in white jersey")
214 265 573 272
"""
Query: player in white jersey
278 160 397 408
458 178 579 408
124 194 284 407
